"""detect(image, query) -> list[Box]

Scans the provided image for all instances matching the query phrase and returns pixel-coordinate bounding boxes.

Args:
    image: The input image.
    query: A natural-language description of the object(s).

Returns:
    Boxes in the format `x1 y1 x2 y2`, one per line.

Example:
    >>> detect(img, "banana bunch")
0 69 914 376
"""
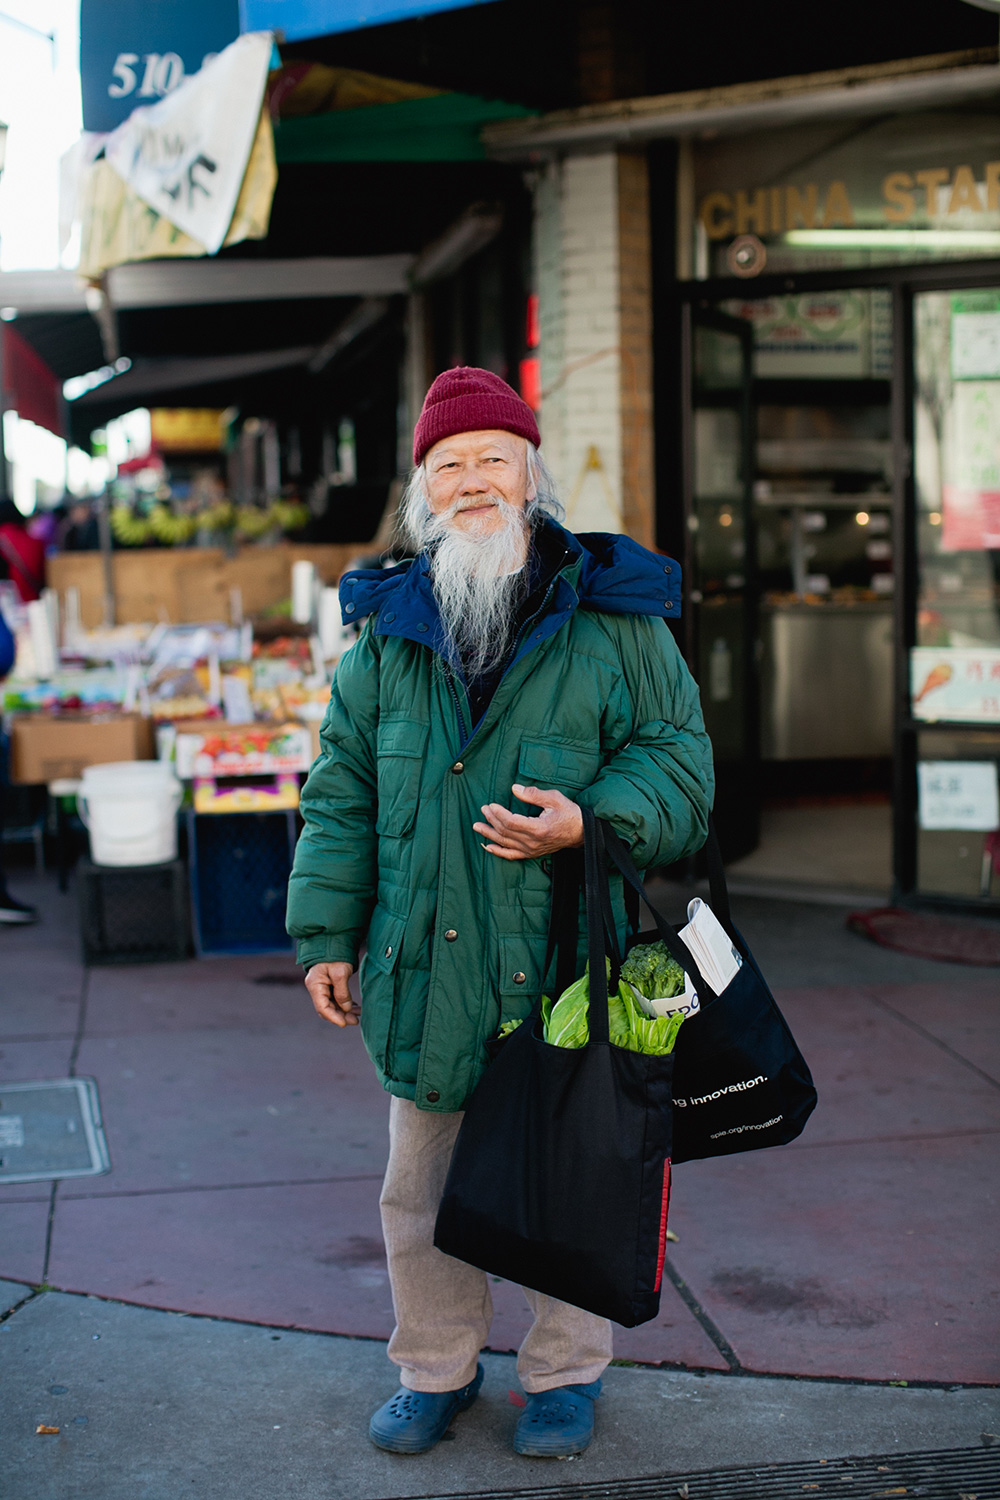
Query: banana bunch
198 500 236 532
234 504 277 539
273 500 309 532
149 505 197 545
110 505 153 546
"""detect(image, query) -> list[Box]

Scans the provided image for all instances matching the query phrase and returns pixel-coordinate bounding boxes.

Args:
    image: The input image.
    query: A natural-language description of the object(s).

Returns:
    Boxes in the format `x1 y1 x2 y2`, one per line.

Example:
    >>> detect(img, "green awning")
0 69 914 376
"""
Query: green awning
273 91 535 163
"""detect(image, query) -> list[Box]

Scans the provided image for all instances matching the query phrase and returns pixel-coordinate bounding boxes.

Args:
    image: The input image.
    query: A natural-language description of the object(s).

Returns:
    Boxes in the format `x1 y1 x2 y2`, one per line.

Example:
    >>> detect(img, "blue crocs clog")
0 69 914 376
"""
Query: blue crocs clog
513 1379 602 1457
368 1363 484 1454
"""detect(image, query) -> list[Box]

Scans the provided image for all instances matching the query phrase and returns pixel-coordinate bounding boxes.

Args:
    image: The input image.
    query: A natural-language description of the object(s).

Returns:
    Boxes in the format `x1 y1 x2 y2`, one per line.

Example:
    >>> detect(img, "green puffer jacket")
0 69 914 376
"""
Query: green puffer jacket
287 520 714 1112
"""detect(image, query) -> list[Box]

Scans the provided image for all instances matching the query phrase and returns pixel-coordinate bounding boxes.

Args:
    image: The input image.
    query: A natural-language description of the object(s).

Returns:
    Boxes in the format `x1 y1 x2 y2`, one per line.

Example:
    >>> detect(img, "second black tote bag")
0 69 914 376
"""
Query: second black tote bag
434 809 676 1328
601 822 818 1165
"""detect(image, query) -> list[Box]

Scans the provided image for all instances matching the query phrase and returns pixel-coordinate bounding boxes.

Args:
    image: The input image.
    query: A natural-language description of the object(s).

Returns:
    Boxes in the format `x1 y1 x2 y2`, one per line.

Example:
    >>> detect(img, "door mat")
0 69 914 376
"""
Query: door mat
0 1079 110 1184
387 1445 998 1500
848 907 1000 966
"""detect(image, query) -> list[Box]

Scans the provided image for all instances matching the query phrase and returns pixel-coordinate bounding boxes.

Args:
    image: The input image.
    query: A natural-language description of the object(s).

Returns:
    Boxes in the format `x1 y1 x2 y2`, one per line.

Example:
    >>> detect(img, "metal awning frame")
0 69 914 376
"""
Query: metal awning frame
483 48 1000 159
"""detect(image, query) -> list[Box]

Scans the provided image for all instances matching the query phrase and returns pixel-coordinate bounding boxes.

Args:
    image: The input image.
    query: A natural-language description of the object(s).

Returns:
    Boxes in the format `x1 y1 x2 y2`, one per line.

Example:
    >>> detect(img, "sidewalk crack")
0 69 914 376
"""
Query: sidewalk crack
660 1256 742 1372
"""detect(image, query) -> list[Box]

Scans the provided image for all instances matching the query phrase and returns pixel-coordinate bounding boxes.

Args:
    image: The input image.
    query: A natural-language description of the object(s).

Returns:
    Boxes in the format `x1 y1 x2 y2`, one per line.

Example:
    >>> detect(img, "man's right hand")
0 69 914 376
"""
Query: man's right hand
305 962 359 1027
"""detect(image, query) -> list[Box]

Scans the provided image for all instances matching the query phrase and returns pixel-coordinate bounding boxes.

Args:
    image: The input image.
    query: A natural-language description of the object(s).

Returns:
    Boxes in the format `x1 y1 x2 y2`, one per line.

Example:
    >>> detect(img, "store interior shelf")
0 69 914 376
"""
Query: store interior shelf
753 491 892 510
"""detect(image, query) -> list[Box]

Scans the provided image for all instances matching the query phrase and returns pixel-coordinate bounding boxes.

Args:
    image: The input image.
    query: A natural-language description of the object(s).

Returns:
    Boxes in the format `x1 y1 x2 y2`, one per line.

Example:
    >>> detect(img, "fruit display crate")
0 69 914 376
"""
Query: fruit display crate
186 810 297 957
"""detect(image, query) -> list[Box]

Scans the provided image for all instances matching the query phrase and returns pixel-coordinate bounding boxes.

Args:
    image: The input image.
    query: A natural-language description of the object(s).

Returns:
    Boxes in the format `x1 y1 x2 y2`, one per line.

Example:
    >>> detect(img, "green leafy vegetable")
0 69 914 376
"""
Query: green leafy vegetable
498 1018 523 1039
539 960 686 1056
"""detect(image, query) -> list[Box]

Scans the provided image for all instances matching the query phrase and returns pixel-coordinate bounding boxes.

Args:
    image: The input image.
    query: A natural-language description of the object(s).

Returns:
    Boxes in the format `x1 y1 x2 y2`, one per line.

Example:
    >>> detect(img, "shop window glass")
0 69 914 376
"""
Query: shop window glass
912 289 1000 901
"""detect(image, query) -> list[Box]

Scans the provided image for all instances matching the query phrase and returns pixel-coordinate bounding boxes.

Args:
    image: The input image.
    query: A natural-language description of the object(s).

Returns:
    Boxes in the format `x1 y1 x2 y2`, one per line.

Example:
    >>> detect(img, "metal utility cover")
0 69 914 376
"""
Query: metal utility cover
0 1079 110 1184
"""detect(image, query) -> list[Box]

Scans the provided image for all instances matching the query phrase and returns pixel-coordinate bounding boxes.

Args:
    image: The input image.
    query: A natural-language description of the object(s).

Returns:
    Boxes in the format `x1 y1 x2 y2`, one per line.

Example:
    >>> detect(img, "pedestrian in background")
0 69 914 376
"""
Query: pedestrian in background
287 368 713 1459
0 598 36 924
0 499 46 603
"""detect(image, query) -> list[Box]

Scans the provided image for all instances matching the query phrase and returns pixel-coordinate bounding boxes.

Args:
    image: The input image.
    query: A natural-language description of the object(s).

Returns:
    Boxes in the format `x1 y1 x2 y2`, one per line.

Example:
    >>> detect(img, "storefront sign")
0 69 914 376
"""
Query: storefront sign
918 761 1000 831
80 0 241 133
150 410 226 453
911 647 1000 723
239 0 501 43
104 33 273 255
690 114 1000 277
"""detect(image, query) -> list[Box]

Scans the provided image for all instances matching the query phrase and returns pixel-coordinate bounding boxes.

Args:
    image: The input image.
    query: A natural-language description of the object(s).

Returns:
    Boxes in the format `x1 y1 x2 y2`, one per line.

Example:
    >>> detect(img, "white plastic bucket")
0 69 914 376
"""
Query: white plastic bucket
78 760 183 867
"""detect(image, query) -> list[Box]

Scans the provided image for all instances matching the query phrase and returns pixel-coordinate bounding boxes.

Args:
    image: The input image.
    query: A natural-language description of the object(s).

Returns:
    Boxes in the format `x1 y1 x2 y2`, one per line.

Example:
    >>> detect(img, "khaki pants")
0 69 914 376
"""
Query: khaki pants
380 1095 613 1394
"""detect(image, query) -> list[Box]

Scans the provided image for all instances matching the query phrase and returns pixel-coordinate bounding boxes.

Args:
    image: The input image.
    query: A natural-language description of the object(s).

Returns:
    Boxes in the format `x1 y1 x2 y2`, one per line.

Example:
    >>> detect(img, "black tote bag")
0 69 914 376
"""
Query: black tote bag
434 808 676 1328
601 822 817 1165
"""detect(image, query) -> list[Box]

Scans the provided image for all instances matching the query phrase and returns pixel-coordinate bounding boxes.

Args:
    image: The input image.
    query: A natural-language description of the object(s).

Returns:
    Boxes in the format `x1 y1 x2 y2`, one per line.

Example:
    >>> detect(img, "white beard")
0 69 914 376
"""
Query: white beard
424 499 529 677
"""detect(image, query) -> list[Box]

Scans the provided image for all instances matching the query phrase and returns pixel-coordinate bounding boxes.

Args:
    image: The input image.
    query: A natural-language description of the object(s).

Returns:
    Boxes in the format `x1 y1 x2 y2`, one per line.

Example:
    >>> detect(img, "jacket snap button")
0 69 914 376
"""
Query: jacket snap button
426 1090 440 1103
384 945 393 958
444 929 458 942
451 762 464 774
664 601 673 610
512 971 526 985
384 611 396 622
663 564 672 574
417 622 428 633
345 602 355 614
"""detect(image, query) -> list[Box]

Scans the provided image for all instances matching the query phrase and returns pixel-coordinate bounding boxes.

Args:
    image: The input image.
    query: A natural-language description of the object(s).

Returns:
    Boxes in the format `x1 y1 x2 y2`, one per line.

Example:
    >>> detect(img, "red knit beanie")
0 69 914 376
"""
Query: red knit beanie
413 366 540 466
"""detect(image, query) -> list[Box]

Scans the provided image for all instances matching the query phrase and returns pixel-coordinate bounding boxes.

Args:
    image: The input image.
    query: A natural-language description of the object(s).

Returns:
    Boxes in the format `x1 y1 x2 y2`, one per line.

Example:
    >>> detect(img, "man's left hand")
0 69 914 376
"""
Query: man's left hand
473 784 584 861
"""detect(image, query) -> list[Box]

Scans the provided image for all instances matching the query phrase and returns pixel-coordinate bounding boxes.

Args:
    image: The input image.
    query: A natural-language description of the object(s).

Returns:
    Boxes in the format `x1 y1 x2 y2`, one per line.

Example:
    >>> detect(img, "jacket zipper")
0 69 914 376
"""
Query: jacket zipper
446 664 470 745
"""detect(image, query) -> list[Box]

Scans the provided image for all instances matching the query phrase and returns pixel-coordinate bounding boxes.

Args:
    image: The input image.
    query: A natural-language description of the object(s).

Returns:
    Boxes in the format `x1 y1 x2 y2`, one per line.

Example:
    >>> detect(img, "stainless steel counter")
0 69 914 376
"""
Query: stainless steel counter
760 603 894 760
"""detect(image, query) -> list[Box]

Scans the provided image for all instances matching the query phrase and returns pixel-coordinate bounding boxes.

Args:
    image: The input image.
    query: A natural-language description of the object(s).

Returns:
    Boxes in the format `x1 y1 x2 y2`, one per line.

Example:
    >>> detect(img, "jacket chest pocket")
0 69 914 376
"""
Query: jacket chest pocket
517 739 601 797
376 717 428 838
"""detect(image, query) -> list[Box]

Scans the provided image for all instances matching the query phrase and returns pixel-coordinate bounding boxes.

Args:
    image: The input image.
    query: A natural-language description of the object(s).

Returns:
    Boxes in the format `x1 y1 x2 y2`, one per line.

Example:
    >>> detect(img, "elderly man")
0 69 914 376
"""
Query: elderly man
287 367 713 1459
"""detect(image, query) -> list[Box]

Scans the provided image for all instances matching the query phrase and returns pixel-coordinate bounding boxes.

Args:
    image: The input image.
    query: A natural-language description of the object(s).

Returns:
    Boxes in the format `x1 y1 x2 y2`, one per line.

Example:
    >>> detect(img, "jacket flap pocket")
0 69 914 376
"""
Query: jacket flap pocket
517 739 600 794
376 718 428 837
377 717 428 757
498 933 549 998
365 907 407 976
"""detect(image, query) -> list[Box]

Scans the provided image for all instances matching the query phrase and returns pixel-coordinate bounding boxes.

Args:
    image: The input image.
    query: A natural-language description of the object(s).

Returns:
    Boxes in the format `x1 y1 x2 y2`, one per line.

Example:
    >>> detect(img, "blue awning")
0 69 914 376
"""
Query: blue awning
239 0 503 41
239 0 501 43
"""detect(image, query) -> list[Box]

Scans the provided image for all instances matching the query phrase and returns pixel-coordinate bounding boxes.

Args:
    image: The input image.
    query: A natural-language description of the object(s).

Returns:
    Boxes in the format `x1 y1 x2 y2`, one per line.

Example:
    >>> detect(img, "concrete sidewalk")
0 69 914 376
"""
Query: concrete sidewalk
1 866 998 1495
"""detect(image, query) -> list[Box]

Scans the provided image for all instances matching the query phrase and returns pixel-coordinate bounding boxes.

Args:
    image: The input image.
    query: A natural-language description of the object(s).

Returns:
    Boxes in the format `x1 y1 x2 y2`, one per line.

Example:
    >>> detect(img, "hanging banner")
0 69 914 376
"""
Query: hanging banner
239 0 501 43
104 32 273 255
77 106 276 279
80 0 241 134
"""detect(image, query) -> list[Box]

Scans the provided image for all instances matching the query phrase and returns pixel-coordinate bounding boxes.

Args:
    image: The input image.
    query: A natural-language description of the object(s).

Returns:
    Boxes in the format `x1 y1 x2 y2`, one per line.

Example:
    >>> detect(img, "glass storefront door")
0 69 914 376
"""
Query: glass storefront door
909 287 1000 905
683 308 759 862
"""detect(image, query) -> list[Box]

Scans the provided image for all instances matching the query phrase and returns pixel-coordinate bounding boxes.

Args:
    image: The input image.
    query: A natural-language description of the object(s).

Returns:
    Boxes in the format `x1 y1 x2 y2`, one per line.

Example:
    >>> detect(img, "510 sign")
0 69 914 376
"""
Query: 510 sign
79 0 240 132
107 50 214 102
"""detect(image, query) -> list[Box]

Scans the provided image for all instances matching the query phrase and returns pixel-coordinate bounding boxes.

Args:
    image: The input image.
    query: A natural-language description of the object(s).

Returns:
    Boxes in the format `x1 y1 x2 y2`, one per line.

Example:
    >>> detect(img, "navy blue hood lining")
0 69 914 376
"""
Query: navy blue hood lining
338 519 680 645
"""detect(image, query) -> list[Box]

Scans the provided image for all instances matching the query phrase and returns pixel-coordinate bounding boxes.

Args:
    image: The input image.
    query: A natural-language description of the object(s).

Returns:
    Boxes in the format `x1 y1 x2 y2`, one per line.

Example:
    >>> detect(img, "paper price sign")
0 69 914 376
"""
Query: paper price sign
917 762 1000 832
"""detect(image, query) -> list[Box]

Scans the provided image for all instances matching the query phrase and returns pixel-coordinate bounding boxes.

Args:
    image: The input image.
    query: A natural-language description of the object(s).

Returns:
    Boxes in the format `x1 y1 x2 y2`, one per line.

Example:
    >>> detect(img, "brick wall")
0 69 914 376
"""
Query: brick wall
534 150 655 545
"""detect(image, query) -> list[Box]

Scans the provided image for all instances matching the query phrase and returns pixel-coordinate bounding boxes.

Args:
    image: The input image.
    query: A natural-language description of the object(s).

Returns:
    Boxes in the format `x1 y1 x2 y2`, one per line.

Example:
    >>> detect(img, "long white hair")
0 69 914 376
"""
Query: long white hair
397 440 563 676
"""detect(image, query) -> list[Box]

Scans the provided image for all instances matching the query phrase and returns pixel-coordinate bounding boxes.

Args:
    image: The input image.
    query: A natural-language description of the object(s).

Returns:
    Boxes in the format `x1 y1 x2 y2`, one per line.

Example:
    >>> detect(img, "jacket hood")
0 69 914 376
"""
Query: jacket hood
339 518 680 629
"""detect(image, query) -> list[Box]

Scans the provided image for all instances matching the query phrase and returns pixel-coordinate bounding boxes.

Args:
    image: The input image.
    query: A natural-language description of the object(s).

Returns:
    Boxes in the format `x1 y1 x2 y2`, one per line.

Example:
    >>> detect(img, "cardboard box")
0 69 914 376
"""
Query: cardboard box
9 714 154 785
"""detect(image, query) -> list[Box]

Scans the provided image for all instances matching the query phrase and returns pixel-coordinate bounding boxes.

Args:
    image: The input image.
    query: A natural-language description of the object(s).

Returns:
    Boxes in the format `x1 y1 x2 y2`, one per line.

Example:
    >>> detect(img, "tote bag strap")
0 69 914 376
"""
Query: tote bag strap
703 817 733 935
581 806 611 1044
600 821 720 1004
543 845 584 1000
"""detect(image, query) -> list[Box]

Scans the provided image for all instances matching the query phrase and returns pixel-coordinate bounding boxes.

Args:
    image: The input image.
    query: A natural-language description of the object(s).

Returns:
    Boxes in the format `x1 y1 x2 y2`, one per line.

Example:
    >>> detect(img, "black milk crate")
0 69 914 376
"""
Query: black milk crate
78 858 190 965
187 810 297 957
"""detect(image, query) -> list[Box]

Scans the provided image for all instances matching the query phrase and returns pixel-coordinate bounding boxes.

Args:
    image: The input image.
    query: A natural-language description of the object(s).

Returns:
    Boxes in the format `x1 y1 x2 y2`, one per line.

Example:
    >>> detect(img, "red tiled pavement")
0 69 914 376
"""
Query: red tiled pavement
47 1179 728 1370
2 885 998 1383
0 1201 50 1284
668 1131 1000 1384
73 1023 388 1191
